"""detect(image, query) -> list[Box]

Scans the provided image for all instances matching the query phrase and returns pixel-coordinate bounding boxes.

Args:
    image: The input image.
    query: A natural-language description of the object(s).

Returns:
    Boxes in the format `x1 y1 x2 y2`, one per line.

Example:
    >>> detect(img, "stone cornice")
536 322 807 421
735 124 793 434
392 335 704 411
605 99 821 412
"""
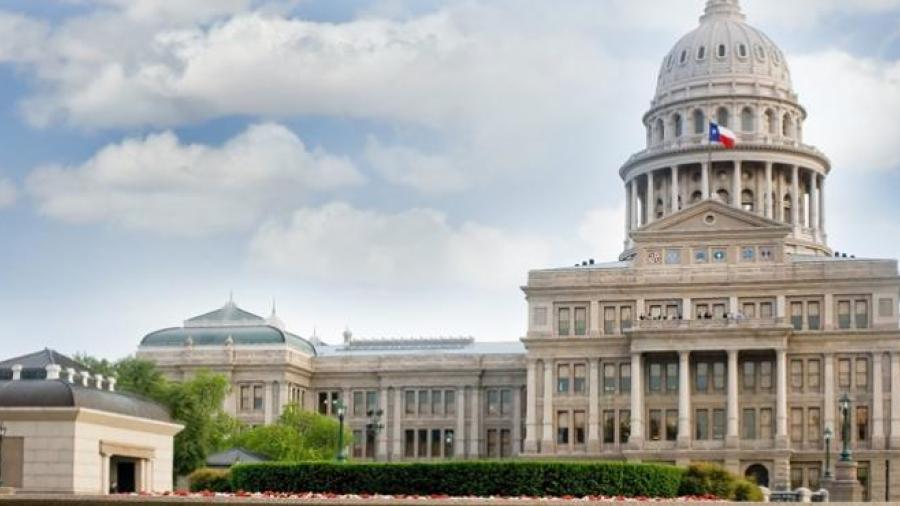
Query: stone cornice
643 93 807 123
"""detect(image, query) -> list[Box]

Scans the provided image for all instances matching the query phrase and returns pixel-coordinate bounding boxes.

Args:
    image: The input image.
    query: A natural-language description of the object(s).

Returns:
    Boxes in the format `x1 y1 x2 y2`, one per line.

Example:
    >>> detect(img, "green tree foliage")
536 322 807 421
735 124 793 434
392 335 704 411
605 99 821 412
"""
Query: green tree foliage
234 404 351 461
678 463 763 501
74 355 238 477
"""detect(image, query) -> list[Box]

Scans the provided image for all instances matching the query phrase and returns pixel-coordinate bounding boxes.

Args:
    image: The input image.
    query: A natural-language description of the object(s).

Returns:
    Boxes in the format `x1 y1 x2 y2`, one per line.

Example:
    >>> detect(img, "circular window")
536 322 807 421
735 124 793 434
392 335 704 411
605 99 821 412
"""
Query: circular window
704 214 717 225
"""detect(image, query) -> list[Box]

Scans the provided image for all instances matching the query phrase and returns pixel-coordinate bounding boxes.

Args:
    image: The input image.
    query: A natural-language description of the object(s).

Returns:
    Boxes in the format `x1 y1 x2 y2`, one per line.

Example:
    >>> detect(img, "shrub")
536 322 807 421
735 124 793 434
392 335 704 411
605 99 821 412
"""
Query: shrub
231 461 683 498
189 468 232 493
678 463 762 501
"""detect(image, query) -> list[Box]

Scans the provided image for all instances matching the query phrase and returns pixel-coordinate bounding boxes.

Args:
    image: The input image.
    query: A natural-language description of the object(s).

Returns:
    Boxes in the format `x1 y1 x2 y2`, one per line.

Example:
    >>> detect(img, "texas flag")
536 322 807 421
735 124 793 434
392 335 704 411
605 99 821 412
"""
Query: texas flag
709 122 737 149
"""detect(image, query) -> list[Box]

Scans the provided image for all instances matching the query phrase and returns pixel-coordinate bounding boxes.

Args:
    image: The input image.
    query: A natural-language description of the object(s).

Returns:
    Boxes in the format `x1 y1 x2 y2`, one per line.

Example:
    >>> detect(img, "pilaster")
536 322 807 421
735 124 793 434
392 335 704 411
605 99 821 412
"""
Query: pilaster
775 350 789 449
524 360 538 453
588 359 601 453
541 361 555 452
629 352 644 449
677 351 691 448
872 353 885 449
726 349 740 448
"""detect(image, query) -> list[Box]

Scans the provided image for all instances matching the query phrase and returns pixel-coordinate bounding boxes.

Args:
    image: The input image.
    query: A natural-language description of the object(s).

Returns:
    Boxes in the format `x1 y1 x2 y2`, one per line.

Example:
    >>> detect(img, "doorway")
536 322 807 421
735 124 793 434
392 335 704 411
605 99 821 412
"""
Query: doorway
109 457 137 493
745 464 769 488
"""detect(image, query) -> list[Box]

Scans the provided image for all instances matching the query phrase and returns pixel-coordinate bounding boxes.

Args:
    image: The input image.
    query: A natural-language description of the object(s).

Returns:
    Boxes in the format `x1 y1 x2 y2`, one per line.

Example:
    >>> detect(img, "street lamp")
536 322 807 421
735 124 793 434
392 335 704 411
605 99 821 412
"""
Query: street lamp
365 409 385 460
823 427 833 479
333 398 347 462
839 393 852 462
0 422 6 487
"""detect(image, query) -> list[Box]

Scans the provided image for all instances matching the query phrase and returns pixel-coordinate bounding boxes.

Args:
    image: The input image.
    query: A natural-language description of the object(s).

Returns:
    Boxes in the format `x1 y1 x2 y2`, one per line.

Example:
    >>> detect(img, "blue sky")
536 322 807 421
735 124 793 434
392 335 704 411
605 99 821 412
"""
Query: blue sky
0 0 898 360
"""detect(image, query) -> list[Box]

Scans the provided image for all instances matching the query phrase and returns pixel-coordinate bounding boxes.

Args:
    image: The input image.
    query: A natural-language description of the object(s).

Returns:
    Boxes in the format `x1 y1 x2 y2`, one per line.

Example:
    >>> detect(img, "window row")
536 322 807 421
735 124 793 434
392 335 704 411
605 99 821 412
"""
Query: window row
405 389 457 417
485 429 514 458
557 410 586 446
404 428 455 459
486 389 514 417
651 245 776 266
789 359 821 392
239 383 266 412
351 428 377 459
650 107 797 145
838 357 869 390
667 42 779 68
351 390 380 417
789 407 821 444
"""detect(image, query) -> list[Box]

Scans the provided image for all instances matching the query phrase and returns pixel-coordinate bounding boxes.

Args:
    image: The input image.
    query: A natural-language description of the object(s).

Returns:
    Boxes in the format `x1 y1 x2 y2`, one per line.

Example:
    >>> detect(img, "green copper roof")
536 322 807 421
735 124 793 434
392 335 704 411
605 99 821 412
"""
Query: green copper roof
140 325 316 356
184 300 265 327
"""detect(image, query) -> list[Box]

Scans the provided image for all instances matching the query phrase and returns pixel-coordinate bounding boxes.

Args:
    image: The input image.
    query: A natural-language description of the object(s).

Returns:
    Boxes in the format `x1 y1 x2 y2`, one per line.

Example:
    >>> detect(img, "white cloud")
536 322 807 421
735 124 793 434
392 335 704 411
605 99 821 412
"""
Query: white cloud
577 204 627 262
0 179 16 208
26 123 363 236
364 137 467 193
249 202 551 290
793 51 900 172
746 0 900 28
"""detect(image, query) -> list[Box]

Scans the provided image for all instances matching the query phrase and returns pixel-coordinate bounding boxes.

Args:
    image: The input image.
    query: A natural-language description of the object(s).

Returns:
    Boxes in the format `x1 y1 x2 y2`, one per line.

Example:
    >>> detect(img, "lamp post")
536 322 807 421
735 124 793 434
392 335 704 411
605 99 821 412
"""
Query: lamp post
823 427 833 480
0 422 6 487
333 398 347 462
365 408 384 460
839 393 852 462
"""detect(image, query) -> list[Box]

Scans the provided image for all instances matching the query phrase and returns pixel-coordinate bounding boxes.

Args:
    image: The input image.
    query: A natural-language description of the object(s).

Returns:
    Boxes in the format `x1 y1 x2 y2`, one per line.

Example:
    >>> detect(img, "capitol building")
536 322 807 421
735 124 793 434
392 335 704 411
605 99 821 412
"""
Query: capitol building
136 0 900 502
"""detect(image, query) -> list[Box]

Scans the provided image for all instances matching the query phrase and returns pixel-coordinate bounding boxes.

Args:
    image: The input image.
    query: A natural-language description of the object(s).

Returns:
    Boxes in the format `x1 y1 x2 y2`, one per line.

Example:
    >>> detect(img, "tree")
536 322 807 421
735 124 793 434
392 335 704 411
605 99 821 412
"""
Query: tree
235 404 352 461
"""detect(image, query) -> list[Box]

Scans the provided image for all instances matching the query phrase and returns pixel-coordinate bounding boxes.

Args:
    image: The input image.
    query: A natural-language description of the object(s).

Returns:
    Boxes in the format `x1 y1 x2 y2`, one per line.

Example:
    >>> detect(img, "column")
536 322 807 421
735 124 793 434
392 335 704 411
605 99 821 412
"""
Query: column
732 161 741 209
625 180 633 238
790 165 800 232
631 178 640 229
873 354 885 449
891 354 900 448
647 170 656 223
701 161 710 199
824 354 835 436
819 176 826 234
392 387 403 459
677 351 691 448
469 386 481 457
629 353 644 448
512 387 523 456
455 387 466 457
810 170 820 238
764 162 774 218
824 293 834 330
588 359 600 453
541 361 555 452
671 165 680 213
776 349 789 448
101 454 110 494
524 360 538 453
377 387 389 460
278 381 289 415
726 350 740 448
263 382 274 424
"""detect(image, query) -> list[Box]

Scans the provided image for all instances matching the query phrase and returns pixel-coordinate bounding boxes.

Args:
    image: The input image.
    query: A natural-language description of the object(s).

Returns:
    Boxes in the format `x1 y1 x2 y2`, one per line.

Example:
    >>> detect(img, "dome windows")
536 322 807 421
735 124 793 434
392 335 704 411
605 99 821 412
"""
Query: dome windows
782 114 794 138
737 43 748 59
755 45 766 61
655 118 665 144
673 114 684 138
716 107 730 128
693 110 706 135
765 109 776 134
680 49 688 64
717 44 727 58
697 46 707 60
666 53 674 69
772 48 781 65
741 107 755 132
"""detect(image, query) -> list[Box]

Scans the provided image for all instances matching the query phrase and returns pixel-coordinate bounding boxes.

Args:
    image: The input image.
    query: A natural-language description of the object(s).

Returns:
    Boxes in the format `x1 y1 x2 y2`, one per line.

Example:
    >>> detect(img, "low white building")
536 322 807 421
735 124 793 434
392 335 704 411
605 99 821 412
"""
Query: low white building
0 349 182 494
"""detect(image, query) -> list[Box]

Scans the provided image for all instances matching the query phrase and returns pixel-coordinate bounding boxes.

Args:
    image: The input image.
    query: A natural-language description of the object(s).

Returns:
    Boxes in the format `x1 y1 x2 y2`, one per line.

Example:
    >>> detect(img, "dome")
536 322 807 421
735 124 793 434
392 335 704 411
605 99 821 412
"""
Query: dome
654 0 793 105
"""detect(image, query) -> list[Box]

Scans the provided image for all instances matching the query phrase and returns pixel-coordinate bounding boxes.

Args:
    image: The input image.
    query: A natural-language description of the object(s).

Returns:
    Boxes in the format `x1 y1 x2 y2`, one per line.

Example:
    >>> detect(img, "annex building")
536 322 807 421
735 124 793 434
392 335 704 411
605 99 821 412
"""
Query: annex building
136 0 900 502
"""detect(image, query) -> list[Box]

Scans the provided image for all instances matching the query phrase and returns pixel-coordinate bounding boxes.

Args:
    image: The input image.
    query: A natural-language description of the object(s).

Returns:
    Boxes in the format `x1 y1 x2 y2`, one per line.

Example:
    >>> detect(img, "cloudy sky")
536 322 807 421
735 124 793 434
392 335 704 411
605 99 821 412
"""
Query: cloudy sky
1 0 899 360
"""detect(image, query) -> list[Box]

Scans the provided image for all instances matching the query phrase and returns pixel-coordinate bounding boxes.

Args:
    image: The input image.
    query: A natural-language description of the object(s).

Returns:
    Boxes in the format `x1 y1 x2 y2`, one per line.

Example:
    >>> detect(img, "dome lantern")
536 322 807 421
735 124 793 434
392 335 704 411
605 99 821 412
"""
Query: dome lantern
701 0 745 22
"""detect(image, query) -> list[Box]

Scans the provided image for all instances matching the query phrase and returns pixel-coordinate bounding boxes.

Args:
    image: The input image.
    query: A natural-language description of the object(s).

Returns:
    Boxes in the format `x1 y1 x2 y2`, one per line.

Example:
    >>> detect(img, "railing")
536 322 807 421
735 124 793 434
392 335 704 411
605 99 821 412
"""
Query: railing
628 317 789 331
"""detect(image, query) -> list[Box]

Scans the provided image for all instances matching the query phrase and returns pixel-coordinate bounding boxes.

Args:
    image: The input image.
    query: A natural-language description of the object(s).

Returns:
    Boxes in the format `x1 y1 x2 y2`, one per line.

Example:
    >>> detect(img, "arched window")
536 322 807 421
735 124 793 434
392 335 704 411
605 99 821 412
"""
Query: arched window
680 50 688 64
742 190 755 212
655 118 665 143
741 107 754 132
717 189 730 204
782 114 793 138
716 107 730 128
765 110 776 134
783 194 793 224
691 190 703 204
738 44 748 58
674 114 683 138
693 110 705 134
697 46 706 60
717 44 727 58
755 45 766 61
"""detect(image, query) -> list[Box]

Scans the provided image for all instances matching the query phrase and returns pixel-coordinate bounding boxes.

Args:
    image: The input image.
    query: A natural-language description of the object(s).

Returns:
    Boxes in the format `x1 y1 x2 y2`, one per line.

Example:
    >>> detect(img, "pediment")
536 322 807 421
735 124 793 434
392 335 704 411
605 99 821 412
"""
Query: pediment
633 200 791 238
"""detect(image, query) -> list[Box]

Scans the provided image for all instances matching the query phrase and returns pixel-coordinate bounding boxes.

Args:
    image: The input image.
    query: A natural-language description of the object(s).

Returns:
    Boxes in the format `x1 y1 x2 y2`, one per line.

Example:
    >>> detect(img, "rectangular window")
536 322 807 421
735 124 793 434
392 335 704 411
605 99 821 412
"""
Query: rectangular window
760 408 773 440
839 359 852 388
487 429 498 458
855 300 869 329
808 407 821 443
760 361 773 390
858 463 870 502
743 302 756 319
838 301 852 329
696 362 709 392
808 466 821 491
619 410 631 444
574 410 586 445
808 360 821 391
418 390 430 416
713 362 725 391
352 430 363 458
487 389 500 416
557 364 570 394
649 410 662 440
791 360 803 390
431 390 442 416
695 409 709 440
791 408 804 443
500 389 512 416
649 363 662 392
713 409 725 440
666 362 678 392
714 303 726 319
405 390 416 415
743 361 756 391
760 302 773 318
431 429 442 458
665 410 678 441
405 430 415 458
557 411 570 445
417 429 428 458
573 364 586 394
791 468 803 490
253 385 264 411
808 302 821 330
500 429 512 458
791 302 804 330
241 386 252 411
367 391 378 414
353 391 364 417
856 358 869 390
743 408 757 440
620 306 633 333
366 428 375 459
620 363 631 393
857 406 869 441
604 307 616 334
574 307 587 335
445 389 456 415
603 410 615 444
695 303 709 319
558 308 571 336
603 363 617 393
444 430 454 458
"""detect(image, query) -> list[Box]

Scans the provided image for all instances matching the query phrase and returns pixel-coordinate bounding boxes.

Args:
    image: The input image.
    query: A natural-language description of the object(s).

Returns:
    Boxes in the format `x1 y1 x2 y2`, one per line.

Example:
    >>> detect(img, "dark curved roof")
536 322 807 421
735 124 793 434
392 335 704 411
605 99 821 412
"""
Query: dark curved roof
140 325 316 356
0 380 172 422
0 349 88 380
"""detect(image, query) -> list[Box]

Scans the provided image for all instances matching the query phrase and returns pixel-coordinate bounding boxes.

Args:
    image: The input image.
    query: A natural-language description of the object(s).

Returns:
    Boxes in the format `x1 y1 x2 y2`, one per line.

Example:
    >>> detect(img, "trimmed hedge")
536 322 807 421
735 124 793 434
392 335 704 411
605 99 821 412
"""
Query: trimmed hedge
188 468 232 493
231 461 683 498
